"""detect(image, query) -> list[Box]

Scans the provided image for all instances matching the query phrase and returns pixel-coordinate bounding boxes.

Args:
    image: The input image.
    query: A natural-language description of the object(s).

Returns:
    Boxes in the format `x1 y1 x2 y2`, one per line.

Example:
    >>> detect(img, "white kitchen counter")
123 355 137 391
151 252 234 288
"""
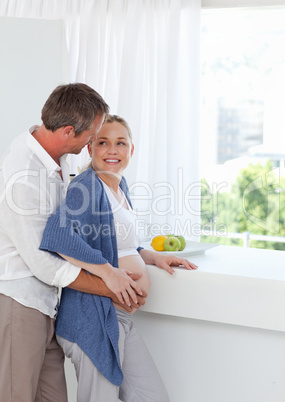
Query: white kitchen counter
139 245 285 332
132 244 285 402
65 244 285 402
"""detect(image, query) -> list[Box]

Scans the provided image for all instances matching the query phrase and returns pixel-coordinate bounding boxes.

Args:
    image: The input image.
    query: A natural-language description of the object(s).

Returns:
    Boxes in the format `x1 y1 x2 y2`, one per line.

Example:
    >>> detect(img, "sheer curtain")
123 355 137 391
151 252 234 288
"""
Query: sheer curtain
0 0 201 240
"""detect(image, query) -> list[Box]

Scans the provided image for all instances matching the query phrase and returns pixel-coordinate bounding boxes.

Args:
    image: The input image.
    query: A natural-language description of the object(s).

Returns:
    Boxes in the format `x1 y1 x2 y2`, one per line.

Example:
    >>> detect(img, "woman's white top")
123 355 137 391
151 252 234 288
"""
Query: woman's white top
101 179 140 258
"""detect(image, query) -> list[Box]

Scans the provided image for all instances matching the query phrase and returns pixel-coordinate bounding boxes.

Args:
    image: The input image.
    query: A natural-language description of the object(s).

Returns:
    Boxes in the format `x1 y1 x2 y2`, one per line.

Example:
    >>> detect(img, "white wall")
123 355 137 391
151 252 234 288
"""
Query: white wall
0 16 69 158
0 14 75 393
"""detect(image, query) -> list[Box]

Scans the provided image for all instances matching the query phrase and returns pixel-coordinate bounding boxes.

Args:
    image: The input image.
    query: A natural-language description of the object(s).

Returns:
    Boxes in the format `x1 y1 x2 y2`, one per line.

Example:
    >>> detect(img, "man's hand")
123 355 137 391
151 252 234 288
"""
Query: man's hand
69 269 147 313
117 272 147 312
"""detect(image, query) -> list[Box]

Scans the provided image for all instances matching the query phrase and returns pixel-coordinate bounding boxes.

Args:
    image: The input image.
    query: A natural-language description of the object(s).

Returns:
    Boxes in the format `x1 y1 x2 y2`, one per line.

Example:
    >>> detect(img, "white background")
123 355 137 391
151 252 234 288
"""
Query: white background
0 16 68 158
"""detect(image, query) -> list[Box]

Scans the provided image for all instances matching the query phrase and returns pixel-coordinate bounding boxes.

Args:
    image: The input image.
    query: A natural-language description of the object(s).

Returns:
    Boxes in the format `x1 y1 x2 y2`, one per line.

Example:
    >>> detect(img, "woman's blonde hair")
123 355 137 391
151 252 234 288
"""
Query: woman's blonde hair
103 114 133 141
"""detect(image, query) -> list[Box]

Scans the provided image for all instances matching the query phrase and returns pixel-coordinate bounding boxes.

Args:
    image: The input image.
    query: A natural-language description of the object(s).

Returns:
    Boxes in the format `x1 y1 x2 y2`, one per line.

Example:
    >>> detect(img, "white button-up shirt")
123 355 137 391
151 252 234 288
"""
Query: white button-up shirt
0 127 81 317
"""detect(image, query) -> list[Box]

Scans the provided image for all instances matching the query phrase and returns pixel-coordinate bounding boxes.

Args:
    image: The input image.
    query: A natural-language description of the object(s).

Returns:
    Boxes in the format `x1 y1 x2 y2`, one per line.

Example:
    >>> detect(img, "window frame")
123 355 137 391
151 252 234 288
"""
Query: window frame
202 0 285 8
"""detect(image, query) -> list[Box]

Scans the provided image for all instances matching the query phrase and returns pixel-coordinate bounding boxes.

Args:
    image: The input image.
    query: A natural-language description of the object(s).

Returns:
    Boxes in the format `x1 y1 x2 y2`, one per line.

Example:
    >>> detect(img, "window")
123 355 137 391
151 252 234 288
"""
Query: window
200 6 285 249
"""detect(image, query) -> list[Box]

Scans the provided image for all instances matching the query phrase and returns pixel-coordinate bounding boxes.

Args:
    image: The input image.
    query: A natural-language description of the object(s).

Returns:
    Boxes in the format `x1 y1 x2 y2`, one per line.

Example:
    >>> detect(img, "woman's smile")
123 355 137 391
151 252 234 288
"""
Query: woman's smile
104 158 121 164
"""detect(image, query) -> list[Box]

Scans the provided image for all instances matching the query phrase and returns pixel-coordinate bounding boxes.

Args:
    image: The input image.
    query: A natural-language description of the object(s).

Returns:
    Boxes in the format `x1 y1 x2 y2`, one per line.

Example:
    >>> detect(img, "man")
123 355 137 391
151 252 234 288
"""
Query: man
0 83 145 402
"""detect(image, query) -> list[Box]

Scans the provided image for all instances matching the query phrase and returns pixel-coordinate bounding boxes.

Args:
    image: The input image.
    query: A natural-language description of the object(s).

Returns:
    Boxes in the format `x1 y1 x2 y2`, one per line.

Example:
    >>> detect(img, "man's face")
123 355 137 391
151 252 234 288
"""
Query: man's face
67 113 105 155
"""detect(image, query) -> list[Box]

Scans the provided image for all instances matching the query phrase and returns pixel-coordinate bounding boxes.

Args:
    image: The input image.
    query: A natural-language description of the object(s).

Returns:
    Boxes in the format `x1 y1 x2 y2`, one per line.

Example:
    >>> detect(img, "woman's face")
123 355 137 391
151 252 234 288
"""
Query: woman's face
88 121 134 177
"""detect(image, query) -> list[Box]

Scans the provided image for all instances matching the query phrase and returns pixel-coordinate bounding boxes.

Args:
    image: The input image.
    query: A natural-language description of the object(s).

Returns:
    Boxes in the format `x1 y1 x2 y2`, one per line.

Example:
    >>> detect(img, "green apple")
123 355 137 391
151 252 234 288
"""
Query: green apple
164 236 181 252
176 235 186 251
166 234 176 237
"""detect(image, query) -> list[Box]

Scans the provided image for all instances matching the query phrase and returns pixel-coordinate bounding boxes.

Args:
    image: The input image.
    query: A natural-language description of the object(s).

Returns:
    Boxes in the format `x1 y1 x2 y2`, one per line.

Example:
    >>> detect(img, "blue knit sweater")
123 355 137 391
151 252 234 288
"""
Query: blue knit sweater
40 167 138 386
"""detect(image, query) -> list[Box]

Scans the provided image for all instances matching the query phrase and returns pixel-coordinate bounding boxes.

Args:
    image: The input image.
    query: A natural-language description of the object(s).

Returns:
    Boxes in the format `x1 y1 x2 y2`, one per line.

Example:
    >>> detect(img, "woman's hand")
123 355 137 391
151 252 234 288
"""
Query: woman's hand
152 254 198 275
139 249 198 275
103 267 143 306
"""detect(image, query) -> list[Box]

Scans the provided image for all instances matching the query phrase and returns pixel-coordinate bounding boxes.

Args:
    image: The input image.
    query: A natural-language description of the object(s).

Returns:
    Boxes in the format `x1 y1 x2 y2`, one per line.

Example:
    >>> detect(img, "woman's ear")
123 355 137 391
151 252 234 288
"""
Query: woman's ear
87 142 92 157
131 143 134 157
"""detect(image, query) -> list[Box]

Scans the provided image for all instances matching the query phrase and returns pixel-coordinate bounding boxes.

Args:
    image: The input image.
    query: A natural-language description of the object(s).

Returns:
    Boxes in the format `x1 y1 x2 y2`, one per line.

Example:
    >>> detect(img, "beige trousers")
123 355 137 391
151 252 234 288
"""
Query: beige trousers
0 294 68 402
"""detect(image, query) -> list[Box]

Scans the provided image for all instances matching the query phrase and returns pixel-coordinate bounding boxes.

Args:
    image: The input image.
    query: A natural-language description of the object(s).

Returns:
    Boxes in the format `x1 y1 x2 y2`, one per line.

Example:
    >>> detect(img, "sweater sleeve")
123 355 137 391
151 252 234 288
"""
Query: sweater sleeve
40 213 108 265
40 177 108 265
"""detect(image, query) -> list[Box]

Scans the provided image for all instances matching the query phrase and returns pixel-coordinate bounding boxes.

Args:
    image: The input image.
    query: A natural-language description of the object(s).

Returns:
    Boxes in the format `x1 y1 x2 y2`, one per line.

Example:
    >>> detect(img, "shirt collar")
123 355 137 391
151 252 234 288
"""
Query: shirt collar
27 126 69 183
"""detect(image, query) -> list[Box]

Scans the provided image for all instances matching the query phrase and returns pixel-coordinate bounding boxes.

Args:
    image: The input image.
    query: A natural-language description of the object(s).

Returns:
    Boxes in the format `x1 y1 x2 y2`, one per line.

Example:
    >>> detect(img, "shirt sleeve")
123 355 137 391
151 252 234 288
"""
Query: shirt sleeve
0 172 81 287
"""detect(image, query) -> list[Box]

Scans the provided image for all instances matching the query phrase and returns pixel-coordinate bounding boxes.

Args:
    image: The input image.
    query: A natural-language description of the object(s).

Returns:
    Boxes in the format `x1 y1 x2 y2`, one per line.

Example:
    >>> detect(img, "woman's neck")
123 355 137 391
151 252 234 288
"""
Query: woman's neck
96 171 121 193
96 170 129 209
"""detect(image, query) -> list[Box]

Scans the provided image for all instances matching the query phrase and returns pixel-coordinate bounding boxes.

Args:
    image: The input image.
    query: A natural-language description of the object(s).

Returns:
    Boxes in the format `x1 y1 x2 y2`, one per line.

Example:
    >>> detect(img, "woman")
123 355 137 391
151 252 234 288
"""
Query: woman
40 115 197 401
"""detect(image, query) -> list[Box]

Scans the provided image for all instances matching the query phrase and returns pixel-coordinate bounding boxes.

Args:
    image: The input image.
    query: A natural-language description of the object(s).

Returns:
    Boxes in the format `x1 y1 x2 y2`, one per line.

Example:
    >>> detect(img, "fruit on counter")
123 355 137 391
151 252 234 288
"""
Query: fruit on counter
176 235 186 251
164 236 181 252
150 234 187 252
151 235 168 251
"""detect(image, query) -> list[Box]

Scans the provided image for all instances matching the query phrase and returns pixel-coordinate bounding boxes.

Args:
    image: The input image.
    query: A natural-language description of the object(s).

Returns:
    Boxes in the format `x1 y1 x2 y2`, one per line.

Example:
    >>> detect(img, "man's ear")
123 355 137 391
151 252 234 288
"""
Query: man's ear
62 126 75 138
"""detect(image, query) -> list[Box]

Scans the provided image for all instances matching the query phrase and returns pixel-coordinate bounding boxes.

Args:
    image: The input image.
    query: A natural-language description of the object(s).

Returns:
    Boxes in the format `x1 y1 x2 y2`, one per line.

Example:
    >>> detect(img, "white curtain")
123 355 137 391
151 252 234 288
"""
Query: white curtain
0 0 201 241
